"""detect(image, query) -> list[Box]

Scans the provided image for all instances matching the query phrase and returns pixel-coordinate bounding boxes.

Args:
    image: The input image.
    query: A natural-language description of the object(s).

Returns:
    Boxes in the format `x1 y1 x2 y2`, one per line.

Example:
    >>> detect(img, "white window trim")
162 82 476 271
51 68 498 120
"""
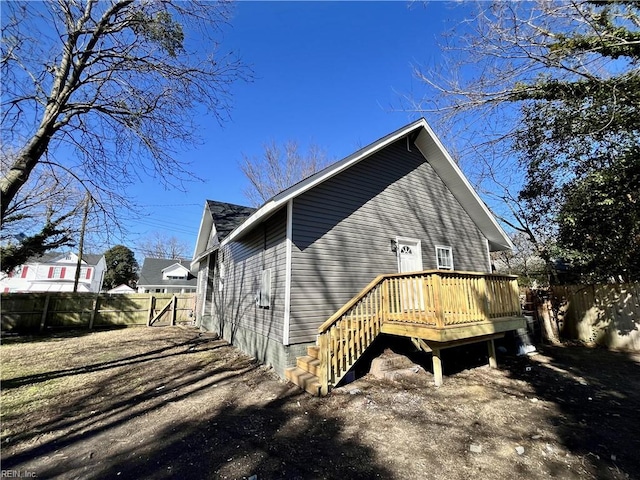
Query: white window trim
218 261 225 293
257 268 272 309
435 245 454 270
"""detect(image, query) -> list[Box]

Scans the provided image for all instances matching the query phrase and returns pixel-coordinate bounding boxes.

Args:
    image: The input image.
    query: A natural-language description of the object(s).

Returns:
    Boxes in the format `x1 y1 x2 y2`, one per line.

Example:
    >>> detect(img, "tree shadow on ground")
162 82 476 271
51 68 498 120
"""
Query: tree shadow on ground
2 332 222 389
500 345 640 478
89 394 389 480
0 326 128 345
346 333 640 479
2 330 392 480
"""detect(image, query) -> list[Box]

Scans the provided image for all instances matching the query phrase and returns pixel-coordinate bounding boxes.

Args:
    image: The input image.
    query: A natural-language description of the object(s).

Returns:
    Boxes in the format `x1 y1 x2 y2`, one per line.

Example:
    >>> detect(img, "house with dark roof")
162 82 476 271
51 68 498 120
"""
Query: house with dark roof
191 118 525 394
0 252 106 293
137 258 197 294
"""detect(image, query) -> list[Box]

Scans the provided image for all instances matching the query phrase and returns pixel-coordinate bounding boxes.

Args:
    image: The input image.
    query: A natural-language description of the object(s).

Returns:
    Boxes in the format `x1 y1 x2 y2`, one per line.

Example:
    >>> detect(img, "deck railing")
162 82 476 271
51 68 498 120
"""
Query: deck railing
316 270 520 394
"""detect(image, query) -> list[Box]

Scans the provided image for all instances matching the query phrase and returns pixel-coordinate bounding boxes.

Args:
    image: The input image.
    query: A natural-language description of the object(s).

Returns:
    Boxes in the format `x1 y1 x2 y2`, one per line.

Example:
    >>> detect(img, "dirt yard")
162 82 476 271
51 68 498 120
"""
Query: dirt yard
1 326 639 480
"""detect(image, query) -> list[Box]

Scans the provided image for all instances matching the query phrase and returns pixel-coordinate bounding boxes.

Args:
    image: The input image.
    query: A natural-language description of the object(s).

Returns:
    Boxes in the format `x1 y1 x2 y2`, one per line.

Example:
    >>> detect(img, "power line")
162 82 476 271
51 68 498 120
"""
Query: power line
137 203 202 207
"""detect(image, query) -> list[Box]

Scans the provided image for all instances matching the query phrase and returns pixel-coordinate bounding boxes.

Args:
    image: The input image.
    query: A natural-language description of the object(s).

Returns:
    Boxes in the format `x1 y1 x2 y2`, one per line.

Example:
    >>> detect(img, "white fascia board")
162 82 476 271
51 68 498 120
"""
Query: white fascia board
414 125 513 252
192 203 213 261
191 203 214 271
161 263 189 274
221 118 428 246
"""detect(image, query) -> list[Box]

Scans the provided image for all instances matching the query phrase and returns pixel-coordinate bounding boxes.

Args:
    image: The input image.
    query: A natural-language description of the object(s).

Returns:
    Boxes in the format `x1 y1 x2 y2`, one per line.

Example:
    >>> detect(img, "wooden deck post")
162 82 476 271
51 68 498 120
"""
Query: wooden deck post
381 278 390 323
432 347 443 387
318 333 329 396
487 338 497 369
478 276 489 320
432 274 445 328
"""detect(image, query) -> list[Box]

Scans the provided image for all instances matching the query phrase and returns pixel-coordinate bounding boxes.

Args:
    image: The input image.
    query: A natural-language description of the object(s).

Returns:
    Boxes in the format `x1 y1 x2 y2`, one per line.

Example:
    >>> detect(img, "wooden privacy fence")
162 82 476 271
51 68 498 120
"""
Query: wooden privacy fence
549 284 640 352
1 293 197 331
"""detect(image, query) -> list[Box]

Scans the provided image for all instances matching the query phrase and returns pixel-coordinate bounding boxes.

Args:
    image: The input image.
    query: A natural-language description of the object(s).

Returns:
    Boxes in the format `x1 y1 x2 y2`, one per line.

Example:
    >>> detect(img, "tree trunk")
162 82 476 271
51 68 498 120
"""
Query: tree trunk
536 291 562 345
1 124 55 222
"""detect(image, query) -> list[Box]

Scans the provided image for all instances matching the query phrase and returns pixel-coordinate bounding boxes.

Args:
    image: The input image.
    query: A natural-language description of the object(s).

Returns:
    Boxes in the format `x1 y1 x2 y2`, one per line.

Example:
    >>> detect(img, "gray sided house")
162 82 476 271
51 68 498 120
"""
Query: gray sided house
137 258 198 294
191 118 514 378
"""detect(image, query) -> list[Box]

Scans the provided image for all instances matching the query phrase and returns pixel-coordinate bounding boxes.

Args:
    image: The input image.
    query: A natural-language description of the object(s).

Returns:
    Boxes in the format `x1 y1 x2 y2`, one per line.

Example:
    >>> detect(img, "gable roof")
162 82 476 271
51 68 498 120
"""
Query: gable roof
26 252 104 266
218 118 512 251
107 284 136 294
192 201 256 265
138 258 196 287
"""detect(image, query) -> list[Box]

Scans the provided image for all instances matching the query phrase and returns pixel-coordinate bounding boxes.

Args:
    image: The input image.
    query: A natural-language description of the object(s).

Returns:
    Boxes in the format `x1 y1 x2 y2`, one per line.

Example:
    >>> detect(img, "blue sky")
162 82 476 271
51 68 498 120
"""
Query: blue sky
128 1 474 258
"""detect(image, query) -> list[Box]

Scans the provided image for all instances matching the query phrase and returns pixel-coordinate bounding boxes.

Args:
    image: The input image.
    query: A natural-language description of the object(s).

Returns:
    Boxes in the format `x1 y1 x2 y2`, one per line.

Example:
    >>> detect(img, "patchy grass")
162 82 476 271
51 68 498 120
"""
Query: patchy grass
1 327 639 479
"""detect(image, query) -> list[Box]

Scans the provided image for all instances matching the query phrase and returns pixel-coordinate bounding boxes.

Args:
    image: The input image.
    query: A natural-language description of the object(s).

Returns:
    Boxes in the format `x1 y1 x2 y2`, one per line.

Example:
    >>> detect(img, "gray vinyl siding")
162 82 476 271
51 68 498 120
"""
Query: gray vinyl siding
206 317 312 377
288 138 489 344
212 208 287 344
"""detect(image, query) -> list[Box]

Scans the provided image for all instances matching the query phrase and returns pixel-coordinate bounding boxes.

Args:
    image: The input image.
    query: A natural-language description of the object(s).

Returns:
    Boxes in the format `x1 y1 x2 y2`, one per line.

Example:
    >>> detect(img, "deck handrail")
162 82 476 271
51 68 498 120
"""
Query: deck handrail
317 270 518 334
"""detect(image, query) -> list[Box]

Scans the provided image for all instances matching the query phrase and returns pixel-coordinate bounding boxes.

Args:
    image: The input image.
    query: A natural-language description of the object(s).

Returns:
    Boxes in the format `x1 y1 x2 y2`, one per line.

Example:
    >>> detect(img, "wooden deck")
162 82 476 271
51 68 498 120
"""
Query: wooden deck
285 270 526 395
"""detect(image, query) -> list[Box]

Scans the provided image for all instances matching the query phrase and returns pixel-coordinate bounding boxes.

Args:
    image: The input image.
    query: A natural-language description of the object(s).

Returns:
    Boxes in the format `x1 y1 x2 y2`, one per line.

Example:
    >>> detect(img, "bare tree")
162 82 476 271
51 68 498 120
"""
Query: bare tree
1 0 249 227
0 148 86 271
408 0 639 270
491 231 546 285
1 153 82 238
412 1 638 116
240 141 330 206
137 232 190 260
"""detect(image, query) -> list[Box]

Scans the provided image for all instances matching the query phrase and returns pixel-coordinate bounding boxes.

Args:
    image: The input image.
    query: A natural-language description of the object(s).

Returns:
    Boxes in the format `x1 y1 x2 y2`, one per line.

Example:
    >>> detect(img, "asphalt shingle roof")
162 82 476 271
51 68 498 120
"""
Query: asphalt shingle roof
206 200 256 242
137 258 197 287
26 252 104 265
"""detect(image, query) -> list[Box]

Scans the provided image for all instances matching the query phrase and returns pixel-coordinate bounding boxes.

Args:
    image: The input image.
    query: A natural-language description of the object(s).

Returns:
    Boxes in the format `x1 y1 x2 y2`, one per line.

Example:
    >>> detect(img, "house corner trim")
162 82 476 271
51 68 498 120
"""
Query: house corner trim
283 199 293 345
485 238 492 273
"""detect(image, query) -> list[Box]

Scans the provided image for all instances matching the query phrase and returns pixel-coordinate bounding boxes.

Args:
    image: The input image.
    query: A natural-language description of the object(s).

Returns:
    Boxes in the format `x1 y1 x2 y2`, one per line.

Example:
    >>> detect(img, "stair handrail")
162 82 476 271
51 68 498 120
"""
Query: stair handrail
317 274 387 334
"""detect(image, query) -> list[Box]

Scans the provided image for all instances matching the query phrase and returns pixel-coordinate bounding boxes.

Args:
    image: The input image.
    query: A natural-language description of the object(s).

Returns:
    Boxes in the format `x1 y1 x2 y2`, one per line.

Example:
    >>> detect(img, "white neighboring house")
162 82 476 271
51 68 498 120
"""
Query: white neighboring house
107 284 136 294
1 252 106 293
136 258 197 294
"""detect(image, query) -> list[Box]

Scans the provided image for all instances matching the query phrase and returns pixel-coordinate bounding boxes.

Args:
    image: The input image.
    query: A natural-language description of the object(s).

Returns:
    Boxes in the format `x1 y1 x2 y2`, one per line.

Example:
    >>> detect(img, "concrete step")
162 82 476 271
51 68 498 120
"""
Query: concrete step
285 366 322 396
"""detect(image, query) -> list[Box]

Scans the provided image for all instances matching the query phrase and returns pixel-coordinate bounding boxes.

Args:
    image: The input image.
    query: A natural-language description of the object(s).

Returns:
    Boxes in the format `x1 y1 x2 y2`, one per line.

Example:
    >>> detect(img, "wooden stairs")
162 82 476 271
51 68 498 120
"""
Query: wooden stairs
285 346 322 396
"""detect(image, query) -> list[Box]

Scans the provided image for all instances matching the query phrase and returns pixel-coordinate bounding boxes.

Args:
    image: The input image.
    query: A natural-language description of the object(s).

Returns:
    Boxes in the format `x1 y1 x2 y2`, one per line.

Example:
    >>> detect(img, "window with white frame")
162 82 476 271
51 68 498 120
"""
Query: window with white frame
435 246 453 270
256 268 272 308
218 262 226 292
